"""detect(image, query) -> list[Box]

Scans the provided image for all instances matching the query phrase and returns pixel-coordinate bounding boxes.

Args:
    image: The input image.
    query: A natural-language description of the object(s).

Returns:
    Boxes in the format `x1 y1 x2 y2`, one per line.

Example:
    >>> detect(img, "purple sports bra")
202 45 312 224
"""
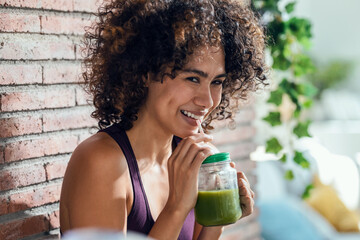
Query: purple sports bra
100 124 195 240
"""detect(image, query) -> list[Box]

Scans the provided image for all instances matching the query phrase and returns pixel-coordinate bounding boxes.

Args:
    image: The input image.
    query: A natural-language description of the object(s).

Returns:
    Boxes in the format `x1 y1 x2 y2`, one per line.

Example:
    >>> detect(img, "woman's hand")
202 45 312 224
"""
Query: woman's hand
149 133 215 240
229 162 255 218
238 171 255 218
166 133 215 214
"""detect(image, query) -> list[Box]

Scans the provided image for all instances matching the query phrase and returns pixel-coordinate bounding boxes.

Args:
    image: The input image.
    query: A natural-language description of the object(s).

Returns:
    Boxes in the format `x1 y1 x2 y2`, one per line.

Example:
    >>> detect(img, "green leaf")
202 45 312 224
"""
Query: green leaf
280 154 287 163
293 120 311 138
293 54 315 77
287 17 312 43
303 99 313 108
266 137 283 154
278 79 302 111
263 112 282 126
294 151 310 168
285 2 296 14
267 88 284 106
272 53 292 70
297 82 318 97
268 19 286 45
293 108 301 118
288 88 301 109
262 0 282 14
284 170 294 180
302 184 314 199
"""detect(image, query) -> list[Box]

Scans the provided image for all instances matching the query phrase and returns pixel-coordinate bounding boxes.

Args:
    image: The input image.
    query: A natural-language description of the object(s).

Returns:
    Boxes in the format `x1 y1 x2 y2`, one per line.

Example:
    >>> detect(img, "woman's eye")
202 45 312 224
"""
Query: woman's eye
186 77 199 83
212 79 224 86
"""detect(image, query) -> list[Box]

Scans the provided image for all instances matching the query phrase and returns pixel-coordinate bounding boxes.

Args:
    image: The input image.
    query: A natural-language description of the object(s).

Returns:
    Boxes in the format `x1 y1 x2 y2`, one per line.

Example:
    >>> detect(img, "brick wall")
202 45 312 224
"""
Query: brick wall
0 1 261 239
0 1 99 239
212 107 261 240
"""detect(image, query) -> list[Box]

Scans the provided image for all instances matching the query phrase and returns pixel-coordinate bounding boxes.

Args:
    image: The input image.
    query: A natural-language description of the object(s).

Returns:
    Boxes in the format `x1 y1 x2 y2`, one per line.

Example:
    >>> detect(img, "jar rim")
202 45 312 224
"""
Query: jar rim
202 152 230 164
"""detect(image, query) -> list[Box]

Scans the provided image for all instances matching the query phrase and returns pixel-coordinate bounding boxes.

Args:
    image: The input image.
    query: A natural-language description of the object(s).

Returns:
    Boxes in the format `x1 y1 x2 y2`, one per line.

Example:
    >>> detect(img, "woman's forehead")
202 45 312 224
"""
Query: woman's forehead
183 45 225 71
188 45 224 63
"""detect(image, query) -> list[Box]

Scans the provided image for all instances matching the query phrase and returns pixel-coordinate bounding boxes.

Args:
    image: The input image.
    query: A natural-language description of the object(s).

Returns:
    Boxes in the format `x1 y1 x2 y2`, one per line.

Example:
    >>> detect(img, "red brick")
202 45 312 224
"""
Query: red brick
49 210 60 229
0 214 49 240
45 158 69 180
0 197 8 216
212 126 256 146
0 88 75 112
43 109 96 132
75 42 84 59
0 12 40 32
212 108 256 130
4 135 78 162
235 107 255 123
0 64 42 85
8 184 61 213
73 0 102 12
41 0 73 11
43 63 82 84
78 131 94 144
41 15 92 35
0 116 42 138
75 87 91 105
0 0 40 8
0 0 73 11
0 164 46 191
44 135 78 156
232 159 256 174
0 146 4 164
219 142 257 161
0 34 75 60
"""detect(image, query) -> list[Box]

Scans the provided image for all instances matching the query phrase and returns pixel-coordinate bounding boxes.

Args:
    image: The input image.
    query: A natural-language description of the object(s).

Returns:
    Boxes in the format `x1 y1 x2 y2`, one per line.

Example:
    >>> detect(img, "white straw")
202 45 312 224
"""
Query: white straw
197 120 204 134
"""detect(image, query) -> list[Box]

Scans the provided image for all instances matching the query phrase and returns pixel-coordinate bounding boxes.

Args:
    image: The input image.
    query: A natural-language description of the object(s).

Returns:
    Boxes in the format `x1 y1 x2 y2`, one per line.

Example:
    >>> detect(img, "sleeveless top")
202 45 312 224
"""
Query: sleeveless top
100 124 195 239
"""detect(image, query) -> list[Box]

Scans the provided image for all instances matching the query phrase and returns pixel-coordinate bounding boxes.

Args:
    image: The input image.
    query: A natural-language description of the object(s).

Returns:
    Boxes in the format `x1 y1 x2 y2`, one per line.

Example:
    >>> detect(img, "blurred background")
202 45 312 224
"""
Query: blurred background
251 0 360 239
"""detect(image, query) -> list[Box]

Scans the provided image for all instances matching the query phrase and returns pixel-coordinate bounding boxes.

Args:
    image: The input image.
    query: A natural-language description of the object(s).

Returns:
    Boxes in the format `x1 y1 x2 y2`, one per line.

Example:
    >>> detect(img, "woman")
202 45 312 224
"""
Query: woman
60 0 267 239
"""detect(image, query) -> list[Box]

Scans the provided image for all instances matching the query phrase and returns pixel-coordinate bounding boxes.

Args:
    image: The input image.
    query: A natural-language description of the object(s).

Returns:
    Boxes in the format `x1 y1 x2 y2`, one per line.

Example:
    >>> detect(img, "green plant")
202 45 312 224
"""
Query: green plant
254 0 317 198
310 60 353 99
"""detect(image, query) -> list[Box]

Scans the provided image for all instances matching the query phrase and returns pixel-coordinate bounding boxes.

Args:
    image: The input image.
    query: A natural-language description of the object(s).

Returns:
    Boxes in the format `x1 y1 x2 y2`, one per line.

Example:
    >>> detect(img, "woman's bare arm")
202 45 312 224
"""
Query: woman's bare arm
60 133 130 232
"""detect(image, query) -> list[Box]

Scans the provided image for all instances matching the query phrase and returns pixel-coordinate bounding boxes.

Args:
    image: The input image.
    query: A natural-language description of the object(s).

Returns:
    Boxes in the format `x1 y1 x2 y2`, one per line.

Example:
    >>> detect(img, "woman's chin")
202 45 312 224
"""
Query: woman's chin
175 128 199 138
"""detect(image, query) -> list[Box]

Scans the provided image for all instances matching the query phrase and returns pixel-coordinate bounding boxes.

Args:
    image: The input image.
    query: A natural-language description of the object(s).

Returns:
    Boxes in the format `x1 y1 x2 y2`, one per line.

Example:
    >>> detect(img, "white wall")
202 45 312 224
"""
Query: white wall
295 0 360 90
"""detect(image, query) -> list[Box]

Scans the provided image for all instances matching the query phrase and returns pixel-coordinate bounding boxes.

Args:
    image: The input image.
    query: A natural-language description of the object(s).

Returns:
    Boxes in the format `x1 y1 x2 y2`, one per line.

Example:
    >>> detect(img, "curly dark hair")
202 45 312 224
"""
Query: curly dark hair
83 0 268 131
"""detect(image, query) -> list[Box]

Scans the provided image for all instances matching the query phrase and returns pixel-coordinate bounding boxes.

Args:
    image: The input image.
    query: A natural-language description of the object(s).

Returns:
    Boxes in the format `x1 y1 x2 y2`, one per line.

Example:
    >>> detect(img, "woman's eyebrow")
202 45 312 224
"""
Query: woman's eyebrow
182 68 227 78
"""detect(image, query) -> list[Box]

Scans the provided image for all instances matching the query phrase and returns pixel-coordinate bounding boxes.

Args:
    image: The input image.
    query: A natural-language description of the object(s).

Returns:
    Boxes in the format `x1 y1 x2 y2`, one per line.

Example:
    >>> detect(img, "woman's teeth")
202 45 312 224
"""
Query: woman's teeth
181 110 201 120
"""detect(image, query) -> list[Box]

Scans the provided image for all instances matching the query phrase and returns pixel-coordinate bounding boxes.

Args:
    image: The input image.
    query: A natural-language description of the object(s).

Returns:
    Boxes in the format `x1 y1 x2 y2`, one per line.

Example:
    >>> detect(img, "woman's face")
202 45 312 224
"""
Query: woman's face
142 45 226 138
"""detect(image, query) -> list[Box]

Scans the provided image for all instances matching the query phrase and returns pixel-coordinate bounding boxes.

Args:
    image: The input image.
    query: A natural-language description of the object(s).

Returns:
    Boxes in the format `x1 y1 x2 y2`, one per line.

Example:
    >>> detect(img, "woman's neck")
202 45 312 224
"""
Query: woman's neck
126 114 174 167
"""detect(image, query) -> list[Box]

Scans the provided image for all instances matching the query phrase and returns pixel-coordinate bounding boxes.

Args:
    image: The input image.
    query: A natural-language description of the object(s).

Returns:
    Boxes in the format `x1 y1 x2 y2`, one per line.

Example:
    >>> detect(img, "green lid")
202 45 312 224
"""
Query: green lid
202 152 230 164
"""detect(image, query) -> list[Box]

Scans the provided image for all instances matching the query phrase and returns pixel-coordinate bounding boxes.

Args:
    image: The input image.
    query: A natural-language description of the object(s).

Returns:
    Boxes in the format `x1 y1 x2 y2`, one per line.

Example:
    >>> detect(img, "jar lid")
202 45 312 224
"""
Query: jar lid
202 152 230 164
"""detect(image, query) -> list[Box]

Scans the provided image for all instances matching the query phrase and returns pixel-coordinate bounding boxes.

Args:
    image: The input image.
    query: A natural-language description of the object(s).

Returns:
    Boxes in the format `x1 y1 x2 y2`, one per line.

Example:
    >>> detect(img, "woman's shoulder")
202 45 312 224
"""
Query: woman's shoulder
76 132 121 156
60 132 130 232
66 132 129 180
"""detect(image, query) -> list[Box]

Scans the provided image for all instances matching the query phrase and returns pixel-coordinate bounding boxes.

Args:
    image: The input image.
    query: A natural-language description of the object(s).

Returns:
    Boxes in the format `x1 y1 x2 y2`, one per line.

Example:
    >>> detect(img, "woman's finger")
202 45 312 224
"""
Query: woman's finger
238 181 254 217
168 134 212 170
238 171 250 185
240 193 254 218
171 134 212 161
191 147 214 170
238 178 254 198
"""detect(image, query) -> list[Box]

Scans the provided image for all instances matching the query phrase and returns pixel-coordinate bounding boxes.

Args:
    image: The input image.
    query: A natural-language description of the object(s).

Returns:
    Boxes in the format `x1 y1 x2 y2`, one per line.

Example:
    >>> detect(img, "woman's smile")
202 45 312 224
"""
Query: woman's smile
180 109 206 127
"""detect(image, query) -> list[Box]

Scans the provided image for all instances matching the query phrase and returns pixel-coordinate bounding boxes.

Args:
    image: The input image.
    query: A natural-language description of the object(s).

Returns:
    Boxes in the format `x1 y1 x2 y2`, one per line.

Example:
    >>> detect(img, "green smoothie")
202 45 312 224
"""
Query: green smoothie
195 188 242 226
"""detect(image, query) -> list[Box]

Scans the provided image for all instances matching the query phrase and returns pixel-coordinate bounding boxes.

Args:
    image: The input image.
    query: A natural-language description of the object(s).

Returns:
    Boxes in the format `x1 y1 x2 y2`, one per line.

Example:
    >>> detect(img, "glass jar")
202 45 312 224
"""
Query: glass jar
195 152 242 226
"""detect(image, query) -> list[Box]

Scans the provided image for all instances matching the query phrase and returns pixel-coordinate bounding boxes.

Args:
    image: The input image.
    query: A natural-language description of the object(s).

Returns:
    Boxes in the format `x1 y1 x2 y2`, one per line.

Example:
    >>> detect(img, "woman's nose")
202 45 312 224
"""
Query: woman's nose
193 85 213 109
